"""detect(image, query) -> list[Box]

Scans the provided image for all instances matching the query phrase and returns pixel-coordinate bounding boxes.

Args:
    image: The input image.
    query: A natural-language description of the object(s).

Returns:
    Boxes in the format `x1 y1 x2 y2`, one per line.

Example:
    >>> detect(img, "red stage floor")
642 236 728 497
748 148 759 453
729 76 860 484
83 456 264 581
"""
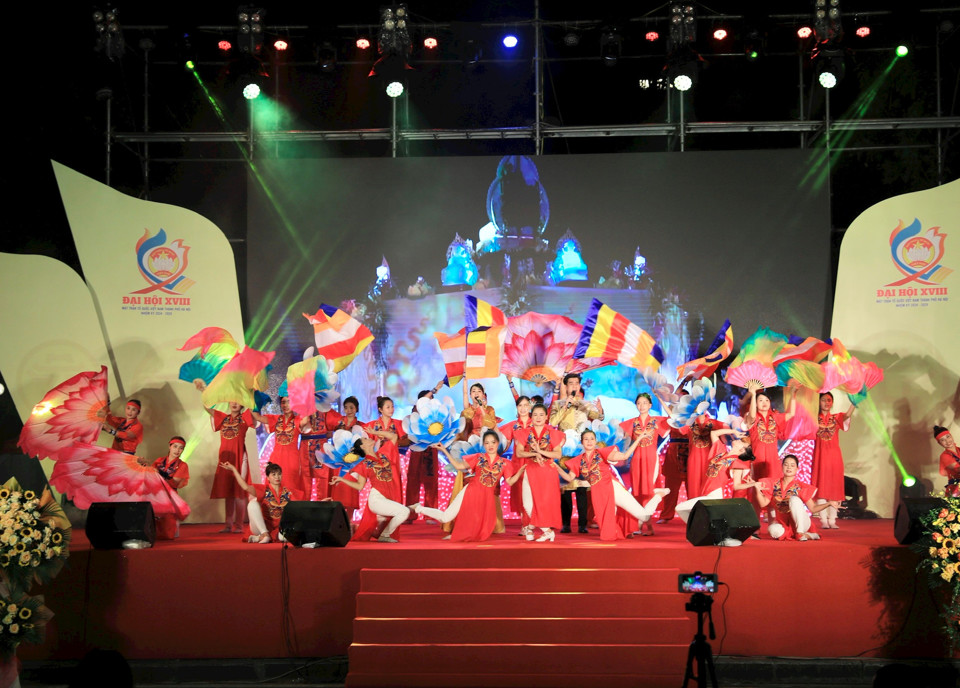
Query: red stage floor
21 517 953 676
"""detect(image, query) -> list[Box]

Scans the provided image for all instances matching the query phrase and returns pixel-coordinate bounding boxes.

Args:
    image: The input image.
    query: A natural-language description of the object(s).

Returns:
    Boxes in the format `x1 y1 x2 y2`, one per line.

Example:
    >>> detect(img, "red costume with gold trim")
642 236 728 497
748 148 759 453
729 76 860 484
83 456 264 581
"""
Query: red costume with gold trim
570 446 623 541
450 453 516 542
681 416 728 499
810 412 848 502
351 440 404 542
517 425 564 529
500 417 533 519
940 448 960 497
210 409 255 499
760 477 819 540
748 410 786 482
252 483 303 540
152 455 190 540
620 415 669 503
262 412 303 492
105 413 143 454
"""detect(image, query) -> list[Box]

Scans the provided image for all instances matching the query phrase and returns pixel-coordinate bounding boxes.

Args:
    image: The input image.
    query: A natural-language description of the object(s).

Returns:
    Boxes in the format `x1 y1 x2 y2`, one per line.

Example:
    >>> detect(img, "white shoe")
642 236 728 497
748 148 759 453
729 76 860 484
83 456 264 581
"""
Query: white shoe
377 536 399 543
535 528 556 542
720 537 743 547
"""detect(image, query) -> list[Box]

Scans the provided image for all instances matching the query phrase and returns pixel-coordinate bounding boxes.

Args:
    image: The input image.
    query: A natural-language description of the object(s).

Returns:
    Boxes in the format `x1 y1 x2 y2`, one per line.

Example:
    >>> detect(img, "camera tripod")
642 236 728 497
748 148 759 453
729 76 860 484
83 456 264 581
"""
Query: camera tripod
682 592 718 688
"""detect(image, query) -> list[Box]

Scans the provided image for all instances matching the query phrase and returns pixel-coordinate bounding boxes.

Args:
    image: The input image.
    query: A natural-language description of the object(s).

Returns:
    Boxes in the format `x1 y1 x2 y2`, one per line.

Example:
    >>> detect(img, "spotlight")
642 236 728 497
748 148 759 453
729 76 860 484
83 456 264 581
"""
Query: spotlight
902 476 917 487
378 5 412 57
185 60 195 71
242 83 261 99
746 49 759 61
855 26 870 38
669 55 698 90
713 28 728 41
424 36 438 49
797 26 813 39
818 71 837 88
601 26 622 66
386 81 404 98
896 44 909 57
502 34 518 48
237 6 265 55
669 3 697 47
673 74 692 91
219 39 232 51
93 6 125 60
357 37 371 50
563 30 580 47
274 39 288 51
645 31 659 42
815 51 844 89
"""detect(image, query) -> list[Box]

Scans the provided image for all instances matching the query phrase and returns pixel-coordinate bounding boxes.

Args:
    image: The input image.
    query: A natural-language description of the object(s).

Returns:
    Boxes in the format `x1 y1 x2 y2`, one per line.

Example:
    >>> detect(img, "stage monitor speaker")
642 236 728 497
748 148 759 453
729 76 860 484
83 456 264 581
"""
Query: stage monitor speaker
85 502 156 549
894 497 945 545
279 501 350 547
686 498 760 546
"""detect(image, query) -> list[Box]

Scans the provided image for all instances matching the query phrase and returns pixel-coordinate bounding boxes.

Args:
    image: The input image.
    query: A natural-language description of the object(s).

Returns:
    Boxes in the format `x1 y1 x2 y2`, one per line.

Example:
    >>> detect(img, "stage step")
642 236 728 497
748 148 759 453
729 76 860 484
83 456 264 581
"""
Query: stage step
346 567 691 687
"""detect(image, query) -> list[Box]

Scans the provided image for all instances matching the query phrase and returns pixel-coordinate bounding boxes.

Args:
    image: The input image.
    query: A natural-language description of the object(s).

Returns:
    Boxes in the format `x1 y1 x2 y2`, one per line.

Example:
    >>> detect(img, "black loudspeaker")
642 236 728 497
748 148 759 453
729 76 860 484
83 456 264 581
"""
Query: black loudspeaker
85 502 156 549
686 498 760 546
894 497 945 545
279 501 350 547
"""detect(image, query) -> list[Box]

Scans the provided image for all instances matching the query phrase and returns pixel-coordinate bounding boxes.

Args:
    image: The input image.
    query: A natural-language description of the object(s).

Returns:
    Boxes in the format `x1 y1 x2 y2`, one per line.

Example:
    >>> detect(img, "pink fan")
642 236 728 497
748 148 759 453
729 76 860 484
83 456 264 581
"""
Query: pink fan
50 443 191 518
503 312 614 385
19 367 110 461
724 360 778 389
862 361 884 389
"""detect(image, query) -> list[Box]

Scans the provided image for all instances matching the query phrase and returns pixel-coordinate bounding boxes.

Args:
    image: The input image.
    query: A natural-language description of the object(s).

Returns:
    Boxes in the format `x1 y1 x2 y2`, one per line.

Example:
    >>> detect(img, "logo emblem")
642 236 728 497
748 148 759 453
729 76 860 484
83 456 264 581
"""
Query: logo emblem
886 218 951 287
132 229 195 294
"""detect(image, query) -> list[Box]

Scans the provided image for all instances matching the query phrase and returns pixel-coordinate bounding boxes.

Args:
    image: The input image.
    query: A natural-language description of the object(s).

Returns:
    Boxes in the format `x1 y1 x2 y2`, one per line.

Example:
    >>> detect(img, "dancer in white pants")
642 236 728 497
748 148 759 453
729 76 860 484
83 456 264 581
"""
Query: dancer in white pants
672 428 759 546
331 436 416 543
754 454 831 541
220 461 300 544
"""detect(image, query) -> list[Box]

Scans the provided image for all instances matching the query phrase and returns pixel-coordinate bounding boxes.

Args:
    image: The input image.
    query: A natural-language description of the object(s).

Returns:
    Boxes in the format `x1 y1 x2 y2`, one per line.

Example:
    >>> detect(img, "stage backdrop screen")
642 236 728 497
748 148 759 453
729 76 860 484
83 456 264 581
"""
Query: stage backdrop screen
246 150 831 417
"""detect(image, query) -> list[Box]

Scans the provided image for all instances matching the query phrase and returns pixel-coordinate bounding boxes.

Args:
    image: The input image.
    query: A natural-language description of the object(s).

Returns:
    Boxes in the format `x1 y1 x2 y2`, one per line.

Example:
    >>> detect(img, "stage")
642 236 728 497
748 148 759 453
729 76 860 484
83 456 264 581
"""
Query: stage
19 517 953 687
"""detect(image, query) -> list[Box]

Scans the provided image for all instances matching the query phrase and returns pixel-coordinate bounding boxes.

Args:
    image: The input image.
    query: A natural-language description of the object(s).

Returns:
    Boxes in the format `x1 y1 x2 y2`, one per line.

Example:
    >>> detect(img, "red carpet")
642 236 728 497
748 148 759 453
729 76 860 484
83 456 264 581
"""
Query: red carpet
21 518 952 685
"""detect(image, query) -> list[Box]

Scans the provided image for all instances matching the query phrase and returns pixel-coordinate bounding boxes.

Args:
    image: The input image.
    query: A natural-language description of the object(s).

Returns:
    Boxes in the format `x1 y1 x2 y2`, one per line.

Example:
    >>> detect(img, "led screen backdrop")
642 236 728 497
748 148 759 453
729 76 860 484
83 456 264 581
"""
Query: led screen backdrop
247 149 831 417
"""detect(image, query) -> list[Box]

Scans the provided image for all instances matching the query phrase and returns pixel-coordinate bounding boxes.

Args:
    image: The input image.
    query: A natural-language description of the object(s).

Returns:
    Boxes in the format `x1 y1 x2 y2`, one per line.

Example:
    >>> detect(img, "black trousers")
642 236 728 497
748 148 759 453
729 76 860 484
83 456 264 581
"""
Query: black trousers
561 486 589 530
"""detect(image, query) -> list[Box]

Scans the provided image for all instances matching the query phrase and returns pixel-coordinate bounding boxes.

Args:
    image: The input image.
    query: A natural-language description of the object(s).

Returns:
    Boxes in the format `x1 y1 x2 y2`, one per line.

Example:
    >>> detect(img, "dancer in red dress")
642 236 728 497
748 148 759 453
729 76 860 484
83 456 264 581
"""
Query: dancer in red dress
514 403 565 542
673 430 758 546
500 395 534 528
261 396 303 493
756 454 830 541
810 392 854 529
152 436 190 540
680 413 729 499
326 396 362 511
102 399 144 454
405 390 442 522
743 383 796 484
332 435 414 543
207 401 261 533
563 429 669 541
416 432 526 542
935 426 960 497
219 461 303 544
620 392 670 535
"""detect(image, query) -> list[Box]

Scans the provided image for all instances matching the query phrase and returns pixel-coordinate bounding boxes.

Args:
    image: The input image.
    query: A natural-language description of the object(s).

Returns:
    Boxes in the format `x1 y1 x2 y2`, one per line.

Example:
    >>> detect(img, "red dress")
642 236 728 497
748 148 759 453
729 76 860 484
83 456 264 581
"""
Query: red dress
252 483 303 540
301 410 343 500
210 409 255 499
570 446 622 541
152 456 190 540
517 425 564 529
748 411 786 482
105 414 143 454
620 415 669 503
351 441 404 542
761 477 818 540
451 454 516 542
500 417 533 517
681 417 728 499
701 451 752 496
262 413 302 492
329 413 361 509
810 412 848 501
941 449 960 497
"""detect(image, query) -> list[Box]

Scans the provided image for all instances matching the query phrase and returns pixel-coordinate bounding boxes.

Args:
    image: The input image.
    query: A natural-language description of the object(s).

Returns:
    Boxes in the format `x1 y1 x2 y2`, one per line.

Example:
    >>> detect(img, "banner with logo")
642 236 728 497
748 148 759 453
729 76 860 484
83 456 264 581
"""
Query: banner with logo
832 179 959 517
46 161 252 522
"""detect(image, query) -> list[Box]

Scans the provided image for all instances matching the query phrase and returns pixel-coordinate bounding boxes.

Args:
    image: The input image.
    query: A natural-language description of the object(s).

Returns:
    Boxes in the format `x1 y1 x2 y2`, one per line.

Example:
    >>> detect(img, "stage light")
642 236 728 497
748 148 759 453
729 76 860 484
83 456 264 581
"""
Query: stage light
237 6 265 55
601 27 622 66
713 28 727 41
185 60 195 71
242 83 261 100
816 51 844 89
818 71 837 88
219 39 232 51
274 39 288 51
563 30 580 47
93 6 125 60
797 26 813 39
902 476 917 487
502 34 518 48
386 81 404 98
855 26 870 38
673 74 692 91
357 37 371 50
747 49 759 60
669 3 697 46
896 44 909 57
378 5 412 59
645 31 659 42
424 36 438 49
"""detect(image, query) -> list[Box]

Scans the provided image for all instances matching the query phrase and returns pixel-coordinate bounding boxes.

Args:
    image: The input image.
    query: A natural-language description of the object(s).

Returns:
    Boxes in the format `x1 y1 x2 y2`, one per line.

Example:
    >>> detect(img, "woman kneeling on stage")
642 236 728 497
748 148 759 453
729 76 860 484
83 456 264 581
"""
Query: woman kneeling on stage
673 429 758 546
416 432 526 542
755 454 831 541
331 435 415 543
219 461 302 544
562 429 669 541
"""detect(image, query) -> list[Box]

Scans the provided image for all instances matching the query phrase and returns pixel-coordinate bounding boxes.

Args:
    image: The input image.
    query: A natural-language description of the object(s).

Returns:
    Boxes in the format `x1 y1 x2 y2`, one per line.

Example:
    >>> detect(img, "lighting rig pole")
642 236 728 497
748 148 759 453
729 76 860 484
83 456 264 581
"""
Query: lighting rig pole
391 96 399 158
141 39 153 198
534 0 542 155
98 88 114 187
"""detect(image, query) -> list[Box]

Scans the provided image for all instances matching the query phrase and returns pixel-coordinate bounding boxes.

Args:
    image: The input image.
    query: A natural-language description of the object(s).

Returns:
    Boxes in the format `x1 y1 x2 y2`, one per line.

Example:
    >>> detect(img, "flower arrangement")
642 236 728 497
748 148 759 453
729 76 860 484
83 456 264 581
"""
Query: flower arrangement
913 493 960 649
0 583 53 659
0 480 71 589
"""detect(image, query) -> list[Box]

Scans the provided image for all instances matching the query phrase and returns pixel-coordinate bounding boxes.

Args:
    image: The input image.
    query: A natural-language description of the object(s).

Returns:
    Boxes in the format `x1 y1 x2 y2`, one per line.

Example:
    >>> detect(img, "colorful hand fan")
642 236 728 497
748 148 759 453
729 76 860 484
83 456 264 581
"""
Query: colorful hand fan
724 360 779 390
